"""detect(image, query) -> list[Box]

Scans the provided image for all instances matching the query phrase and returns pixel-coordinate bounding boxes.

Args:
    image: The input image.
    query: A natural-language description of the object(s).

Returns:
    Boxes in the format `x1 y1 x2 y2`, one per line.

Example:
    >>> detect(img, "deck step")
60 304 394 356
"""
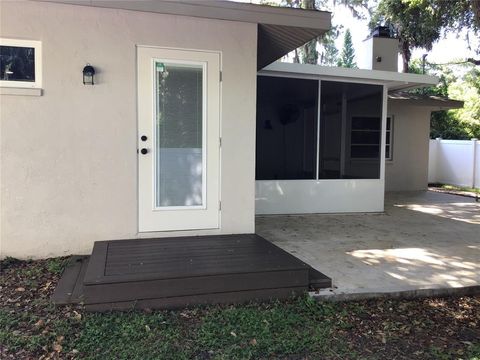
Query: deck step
308 267 333 290
85 287 306 311
83 268 309 304
51 256 88 304
53 234 332 310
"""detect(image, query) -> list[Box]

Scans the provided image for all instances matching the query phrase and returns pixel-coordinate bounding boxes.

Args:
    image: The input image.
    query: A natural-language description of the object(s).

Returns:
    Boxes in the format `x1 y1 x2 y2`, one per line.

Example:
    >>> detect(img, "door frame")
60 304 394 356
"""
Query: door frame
136 45 222 233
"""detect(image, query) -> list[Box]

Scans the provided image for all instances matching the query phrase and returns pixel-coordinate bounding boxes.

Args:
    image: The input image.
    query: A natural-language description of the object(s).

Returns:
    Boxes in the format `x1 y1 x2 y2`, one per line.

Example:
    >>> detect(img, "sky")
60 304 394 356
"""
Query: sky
234 0 478 69
331 5 478 66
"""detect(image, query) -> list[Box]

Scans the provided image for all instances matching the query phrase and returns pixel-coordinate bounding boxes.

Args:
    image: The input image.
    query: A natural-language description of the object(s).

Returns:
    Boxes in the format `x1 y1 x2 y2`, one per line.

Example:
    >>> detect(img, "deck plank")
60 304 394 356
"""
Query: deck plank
85 286 306 311
84 269 308 303
54 234 331 310
86 234 311 284
51 256 87 305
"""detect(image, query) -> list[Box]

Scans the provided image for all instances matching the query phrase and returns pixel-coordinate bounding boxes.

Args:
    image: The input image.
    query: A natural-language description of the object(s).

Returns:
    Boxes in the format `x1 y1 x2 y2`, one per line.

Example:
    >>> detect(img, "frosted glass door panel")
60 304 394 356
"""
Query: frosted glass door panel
155 62 204 208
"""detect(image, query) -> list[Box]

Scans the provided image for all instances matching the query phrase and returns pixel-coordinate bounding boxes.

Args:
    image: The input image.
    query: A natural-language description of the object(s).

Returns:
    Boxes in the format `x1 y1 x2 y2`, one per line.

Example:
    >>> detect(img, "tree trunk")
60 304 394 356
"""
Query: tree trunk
474 0 480 28
293 48 300 63
302 0 315 10
300 0 318 64
401 39 411 73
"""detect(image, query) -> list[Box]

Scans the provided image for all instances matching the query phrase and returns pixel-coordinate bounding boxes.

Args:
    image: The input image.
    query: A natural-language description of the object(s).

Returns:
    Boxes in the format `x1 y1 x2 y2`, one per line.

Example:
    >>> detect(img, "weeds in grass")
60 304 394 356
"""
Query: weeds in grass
467 343 480 360
430 183 480 194
2 258 479 360
0 256 22 270
46 258 68 275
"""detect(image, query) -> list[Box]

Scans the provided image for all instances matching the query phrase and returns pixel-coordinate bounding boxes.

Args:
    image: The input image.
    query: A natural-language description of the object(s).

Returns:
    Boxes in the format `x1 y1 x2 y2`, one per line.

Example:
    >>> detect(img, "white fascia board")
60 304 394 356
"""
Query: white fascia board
260 62 439 90
39 0 331 30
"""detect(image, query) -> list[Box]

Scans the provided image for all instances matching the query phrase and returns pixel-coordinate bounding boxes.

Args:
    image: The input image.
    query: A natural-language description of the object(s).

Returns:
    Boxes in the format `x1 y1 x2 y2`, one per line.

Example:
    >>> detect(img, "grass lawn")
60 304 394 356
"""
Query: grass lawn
429 183 480 195
1 257 479 360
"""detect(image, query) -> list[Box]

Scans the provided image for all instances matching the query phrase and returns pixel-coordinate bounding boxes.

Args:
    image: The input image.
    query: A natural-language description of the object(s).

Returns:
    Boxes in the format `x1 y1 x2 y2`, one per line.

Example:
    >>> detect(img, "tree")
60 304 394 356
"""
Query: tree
319 26 340 66
448 67 480 137
409 59 480 139
370 0 480 73
270 0 369 65
300 0 319 64
337 29 357 68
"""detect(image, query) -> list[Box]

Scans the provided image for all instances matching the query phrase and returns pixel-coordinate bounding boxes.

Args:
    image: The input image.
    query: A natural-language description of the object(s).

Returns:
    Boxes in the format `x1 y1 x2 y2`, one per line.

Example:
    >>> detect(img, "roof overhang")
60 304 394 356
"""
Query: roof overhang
260 62 439 91
39 0 331 70
388 92 464 110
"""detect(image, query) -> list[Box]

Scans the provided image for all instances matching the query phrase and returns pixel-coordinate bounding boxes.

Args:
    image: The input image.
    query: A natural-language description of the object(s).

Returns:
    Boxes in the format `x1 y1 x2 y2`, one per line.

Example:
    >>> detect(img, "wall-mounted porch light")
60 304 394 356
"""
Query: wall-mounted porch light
82 64 95 85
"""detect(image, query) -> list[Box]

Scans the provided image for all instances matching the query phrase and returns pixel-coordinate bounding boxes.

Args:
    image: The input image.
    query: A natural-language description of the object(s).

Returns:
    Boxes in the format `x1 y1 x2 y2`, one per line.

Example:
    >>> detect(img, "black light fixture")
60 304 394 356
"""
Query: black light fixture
82 64 95 85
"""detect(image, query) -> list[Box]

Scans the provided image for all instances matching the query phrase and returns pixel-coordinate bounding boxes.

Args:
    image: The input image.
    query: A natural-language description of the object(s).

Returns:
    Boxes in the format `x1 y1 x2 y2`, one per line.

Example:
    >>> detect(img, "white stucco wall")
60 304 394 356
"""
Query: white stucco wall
0 1 257 258
385 101 432 191
357 37 399 72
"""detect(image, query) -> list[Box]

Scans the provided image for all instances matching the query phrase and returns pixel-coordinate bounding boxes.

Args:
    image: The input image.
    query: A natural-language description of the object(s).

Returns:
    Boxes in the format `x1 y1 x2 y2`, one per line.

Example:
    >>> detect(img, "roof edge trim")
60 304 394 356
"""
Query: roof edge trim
260 62 439 90
38 0 331 29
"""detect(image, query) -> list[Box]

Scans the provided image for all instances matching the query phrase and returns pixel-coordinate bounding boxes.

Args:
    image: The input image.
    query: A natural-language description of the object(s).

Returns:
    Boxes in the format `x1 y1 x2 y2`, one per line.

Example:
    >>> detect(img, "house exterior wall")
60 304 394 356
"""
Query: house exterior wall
385 101 431 191
0 1 257 258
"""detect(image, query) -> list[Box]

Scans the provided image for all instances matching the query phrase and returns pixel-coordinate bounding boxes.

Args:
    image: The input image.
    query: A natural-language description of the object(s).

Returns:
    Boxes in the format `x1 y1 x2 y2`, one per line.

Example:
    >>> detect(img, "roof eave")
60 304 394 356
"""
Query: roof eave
388 98 464 110
260 62 439 89
38 0 331 28
39 0 331 70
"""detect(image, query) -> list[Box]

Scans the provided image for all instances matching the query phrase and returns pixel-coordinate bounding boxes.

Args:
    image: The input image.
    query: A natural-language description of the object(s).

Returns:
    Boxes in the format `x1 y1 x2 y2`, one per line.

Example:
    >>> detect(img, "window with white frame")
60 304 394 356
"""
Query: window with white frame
350 116 382 159
385 116 393 161
0 38 42 88
349 116 393 161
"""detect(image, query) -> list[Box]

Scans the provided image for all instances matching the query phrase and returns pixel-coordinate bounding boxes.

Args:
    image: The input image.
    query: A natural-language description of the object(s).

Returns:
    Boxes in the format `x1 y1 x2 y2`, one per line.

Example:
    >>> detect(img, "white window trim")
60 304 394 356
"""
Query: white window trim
0 38 42 89
385 116 394 161
349 116 382 161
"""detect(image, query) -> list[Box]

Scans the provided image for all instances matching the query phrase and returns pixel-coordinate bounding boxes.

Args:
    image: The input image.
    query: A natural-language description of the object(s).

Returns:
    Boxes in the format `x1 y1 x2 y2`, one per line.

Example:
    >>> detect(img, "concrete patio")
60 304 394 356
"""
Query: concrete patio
256 191 480 299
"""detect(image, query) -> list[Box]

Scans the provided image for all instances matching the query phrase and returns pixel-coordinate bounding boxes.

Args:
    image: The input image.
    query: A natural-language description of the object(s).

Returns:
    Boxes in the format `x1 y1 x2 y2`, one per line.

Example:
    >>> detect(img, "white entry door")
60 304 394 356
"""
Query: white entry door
137 47 220 232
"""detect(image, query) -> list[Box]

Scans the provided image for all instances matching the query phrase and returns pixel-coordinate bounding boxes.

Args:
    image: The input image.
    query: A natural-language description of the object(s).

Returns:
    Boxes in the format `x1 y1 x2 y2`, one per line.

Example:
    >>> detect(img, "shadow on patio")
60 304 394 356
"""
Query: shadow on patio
348 247 480 288
256 191 480 298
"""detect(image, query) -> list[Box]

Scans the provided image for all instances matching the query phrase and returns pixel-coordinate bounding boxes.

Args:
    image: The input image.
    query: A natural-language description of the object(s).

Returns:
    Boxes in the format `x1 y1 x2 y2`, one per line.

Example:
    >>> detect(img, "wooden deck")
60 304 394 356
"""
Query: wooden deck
53 234 331 311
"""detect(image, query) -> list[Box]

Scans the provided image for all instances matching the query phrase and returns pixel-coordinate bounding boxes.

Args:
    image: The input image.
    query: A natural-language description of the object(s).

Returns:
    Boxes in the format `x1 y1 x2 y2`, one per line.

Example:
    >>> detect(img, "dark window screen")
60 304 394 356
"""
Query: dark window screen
256 76 318 180
256 77 383 181
319 81 382 179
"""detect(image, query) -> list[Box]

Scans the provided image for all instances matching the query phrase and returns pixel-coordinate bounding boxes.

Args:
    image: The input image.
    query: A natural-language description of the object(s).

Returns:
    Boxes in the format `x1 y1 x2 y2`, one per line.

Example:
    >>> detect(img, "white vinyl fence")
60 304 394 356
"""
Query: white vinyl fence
428 138 480 189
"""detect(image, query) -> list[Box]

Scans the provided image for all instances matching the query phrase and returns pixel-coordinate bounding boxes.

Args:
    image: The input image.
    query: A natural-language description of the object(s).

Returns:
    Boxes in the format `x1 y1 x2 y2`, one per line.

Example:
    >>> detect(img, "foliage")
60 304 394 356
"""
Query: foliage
318 25 341 65
72 312 185 359
449 67 480 127
194 298 350 358
430 111 475 140
430 183 480 195
408 59 480 139
337 28 357 68
46 258 68 275
299 0 319 64
264 0 369 65
437 67 480 139
370 0 480 72
0 256 22 270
